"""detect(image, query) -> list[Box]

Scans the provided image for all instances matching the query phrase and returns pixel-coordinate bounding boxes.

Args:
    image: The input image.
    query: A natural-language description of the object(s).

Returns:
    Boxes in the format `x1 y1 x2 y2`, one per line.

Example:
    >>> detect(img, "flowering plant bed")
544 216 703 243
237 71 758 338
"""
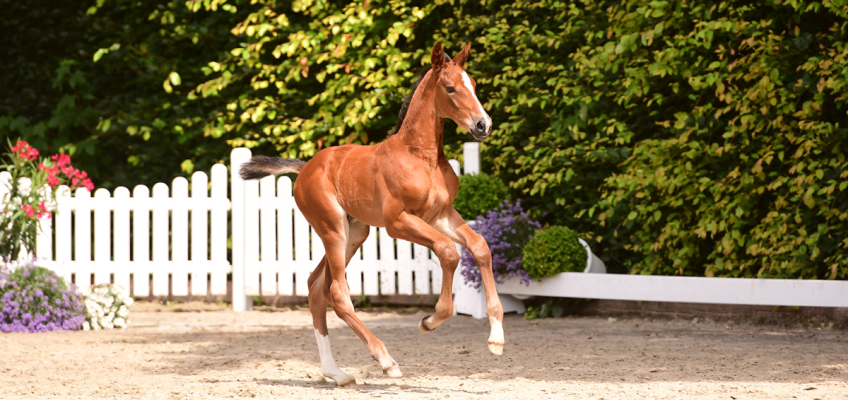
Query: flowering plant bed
0 258 85 332
459 200 540 288
0 139 94 259
81 284 133 330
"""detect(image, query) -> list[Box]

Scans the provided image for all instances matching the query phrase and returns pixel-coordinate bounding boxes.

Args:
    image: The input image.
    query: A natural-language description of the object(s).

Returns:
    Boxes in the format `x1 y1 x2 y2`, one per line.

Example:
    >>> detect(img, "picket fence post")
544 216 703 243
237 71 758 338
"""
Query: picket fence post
231 148 252 312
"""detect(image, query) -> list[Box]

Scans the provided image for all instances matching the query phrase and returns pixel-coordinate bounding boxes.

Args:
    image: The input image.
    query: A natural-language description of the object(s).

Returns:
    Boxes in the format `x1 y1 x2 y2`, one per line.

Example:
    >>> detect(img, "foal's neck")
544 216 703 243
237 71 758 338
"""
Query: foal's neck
396 71 446 163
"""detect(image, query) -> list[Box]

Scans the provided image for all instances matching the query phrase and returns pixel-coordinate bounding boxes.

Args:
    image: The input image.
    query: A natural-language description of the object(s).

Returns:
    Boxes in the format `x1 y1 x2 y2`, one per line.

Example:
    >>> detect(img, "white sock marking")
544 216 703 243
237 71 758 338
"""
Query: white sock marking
488 317 504 344
313 329 355 384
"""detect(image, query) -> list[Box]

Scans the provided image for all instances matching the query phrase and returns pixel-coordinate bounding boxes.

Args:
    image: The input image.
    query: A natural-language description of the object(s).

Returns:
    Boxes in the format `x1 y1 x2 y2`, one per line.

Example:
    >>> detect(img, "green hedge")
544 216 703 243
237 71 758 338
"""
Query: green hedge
438 0 848 279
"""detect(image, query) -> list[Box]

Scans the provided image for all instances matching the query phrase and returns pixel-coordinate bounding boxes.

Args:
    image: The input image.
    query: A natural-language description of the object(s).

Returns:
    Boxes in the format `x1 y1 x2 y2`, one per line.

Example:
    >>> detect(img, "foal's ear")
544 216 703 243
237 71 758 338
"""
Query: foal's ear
430 43 445 70
453 41 471 68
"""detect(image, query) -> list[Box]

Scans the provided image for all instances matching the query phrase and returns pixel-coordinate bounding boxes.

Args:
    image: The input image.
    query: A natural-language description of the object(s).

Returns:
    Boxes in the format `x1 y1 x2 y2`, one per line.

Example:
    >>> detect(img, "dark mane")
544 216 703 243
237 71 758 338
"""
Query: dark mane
387 66 431 136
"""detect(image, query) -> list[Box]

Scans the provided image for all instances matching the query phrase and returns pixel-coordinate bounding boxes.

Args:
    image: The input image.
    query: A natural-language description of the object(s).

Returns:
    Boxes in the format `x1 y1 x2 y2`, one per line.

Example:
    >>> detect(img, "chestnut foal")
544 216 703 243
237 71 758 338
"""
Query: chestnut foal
239 42 502 386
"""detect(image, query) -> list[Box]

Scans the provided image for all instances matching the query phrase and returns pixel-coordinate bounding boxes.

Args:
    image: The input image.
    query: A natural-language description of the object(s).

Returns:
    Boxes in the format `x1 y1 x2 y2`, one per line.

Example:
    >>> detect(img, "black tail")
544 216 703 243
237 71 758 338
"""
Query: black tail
239 156 307 180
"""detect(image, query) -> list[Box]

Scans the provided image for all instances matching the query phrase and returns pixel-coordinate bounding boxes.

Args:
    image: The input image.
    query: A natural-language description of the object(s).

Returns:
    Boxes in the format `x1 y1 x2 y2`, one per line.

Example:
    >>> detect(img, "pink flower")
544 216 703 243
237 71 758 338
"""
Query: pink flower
21 204 35 218
11 140 39 161
47 175 61 187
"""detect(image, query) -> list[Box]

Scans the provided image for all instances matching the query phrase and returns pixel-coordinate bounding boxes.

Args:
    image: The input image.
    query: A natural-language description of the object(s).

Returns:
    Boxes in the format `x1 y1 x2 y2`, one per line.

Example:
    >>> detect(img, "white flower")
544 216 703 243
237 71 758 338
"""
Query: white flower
82 321 90 331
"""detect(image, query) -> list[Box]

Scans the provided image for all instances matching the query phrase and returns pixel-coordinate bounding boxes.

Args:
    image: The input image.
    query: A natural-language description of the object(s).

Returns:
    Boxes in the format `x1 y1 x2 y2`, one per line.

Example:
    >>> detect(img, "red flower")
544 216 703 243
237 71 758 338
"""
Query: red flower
47 175 61 187
47 152 95 191
52 153 71 168
11 140 39 161
21 204 35 218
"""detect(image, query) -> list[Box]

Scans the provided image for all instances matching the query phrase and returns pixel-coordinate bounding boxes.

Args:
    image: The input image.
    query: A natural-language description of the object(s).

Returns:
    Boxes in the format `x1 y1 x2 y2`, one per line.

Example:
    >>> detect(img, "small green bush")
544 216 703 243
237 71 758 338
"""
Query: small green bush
522 226 587 280
453 173 511 220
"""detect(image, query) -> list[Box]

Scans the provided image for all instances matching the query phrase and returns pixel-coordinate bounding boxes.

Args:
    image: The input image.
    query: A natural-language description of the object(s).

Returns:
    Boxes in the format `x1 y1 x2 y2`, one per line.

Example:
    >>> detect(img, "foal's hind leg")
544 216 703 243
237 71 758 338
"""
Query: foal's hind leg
308 260 356 387
307 220 372 386
315 218 401 377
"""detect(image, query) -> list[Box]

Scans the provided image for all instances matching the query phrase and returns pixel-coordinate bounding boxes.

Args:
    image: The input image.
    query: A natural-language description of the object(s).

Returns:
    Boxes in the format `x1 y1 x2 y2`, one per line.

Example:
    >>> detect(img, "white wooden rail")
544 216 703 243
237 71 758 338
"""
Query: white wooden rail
496 273 848 308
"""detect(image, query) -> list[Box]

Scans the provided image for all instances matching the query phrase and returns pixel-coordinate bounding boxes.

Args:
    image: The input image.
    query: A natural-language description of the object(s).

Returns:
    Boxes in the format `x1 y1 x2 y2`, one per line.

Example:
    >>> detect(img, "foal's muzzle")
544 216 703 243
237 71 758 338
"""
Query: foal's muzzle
470 116 492 139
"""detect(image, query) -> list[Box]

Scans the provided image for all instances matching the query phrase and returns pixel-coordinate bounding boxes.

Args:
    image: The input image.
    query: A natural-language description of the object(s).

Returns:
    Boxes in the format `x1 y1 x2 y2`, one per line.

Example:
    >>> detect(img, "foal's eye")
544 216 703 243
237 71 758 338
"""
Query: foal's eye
446 86 456 93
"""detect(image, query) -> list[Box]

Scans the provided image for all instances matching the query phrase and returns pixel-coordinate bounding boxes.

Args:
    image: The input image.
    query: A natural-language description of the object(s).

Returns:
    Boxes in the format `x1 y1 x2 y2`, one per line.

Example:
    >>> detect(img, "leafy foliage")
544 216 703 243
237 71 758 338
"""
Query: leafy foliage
460 200 541 289
0 258 85 332
0 0 249 189
3 0 846 278
438 0 848 279
522 226 587 280
453 173 512 220
580 1 848 279
523 298 564 321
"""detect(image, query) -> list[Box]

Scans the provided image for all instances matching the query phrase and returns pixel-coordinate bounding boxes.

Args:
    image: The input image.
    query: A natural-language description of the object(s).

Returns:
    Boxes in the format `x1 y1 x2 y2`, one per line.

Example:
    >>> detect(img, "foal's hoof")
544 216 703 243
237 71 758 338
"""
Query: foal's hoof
418 315 434 334
488 341 504 356
336 376 357 387
383 364 403 378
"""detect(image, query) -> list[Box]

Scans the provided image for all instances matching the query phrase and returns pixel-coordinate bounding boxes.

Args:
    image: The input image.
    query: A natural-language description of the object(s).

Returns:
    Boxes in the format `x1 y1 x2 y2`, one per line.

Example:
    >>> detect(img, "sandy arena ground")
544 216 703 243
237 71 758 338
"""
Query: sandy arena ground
1 304 846 399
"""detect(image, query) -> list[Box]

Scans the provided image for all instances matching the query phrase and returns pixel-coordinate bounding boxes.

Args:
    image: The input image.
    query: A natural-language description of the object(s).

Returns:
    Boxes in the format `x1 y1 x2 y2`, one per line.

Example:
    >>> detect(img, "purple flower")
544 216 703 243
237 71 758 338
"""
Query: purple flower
460 200 542 290
1 257 84 333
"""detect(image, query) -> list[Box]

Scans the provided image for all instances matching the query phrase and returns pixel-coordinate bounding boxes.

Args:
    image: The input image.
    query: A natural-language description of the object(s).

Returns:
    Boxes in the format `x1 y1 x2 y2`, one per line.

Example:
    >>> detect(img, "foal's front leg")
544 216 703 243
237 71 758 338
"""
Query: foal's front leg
438 210 504 355
384 212 460 334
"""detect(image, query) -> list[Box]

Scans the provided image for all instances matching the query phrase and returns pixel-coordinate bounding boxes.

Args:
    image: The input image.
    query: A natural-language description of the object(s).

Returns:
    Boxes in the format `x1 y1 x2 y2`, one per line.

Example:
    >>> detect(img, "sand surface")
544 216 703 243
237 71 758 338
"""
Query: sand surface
1 306 846 399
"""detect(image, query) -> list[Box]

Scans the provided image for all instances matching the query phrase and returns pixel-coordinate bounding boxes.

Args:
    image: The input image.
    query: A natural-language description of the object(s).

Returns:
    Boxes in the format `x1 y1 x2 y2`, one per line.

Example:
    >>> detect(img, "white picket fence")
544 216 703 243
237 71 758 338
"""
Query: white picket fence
2 144 481 311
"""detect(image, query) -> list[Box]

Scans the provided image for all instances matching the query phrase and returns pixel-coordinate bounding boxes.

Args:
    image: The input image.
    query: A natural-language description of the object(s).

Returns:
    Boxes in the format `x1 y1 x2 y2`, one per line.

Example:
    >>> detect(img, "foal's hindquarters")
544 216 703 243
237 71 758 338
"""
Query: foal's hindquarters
295 147 403 384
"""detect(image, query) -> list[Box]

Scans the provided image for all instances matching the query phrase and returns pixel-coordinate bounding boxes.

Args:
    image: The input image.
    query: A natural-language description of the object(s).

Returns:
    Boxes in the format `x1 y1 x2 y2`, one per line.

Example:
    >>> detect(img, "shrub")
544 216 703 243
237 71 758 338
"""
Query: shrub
0 258 85 332
453 173 511 220
460 200 540 289
522 226 587 280
81 284 133 331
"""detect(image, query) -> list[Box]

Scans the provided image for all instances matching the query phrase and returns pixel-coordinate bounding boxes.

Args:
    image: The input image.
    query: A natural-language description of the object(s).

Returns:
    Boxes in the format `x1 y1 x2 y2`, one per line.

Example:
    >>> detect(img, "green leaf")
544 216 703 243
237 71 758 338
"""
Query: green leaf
551 305 564 318
168 71 181 86
92 48 108 62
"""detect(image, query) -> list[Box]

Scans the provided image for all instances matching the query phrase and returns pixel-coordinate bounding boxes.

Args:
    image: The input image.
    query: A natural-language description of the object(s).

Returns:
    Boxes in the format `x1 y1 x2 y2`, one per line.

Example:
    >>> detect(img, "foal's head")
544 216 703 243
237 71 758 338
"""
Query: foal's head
429 42 493 140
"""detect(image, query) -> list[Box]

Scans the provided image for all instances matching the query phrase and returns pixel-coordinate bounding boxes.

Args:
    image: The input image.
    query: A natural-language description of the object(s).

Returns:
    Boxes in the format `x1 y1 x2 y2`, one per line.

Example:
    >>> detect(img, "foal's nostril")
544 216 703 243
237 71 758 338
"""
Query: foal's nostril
476 120 485 133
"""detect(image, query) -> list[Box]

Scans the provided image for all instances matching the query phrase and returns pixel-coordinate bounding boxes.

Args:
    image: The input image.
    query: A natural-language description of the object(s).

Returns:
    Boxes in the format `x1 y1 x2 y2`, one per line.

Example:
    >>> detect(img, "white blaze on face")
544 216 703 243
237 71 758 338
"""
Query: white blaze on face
461 71 489 122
